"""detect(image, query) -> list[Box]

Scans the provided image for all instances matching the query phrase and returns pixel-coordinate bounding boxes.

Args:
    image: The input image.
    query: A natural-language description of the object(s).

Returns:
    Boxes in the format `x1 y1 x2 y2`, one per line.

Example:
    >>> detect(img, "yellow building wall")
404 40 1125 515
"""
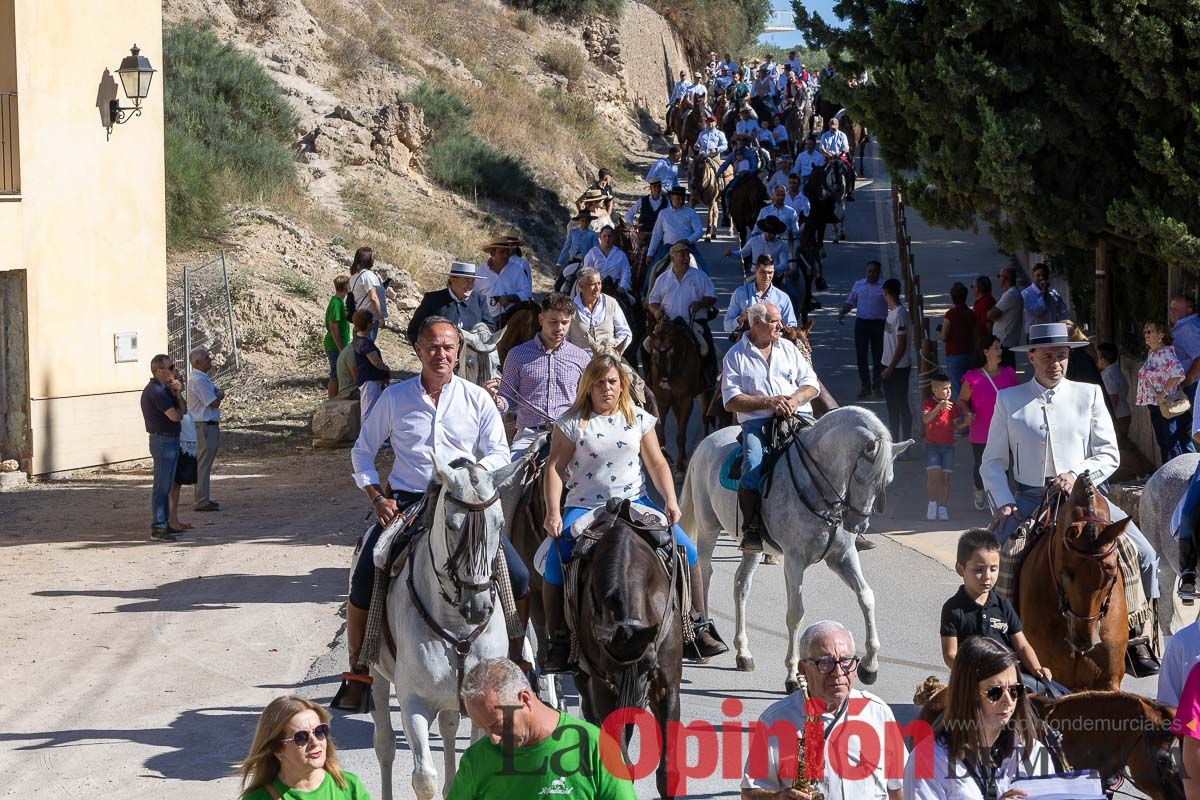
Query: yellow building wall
12 0 167 474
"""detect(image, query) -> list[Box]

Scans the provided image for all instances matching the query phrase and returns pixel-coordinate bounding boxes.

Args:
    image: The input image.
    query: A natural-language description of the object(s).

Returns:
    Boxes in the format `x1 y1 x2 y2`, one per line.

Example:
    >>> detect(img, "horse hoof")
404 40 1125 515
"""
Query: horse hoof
784 678 798 694
736 655 756 672
859 667 878 685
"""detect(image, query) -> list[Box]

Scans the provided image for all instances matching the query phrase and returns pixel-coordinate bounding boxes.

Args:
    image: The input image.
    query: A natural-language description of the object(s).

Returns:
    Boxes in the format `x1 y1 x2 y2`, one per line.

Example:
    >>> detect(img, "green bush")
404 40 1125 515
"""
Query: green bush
275 270 318 301
402 83 472 137
163 23 299 246
425 136 538 203
542 43 585 83
514 9 538 32
510 0 623 18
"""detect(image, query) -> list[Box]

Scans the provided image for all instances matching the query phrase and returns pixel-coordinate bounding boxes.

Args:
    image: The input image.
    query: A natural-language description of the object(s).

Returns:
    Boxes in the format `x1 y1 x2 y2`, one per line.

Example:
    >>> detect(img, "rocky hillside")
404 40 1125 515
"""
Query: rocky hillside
162 0 689 422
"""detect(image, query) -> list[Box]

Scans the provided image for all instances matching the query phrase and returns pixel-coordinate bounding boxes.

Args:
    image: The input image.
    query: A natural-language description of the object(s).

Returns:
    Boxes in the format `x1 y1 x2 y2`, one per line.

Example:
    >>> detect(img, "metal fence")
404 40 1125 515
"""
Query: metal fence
168 252 240 386
1 93 18 195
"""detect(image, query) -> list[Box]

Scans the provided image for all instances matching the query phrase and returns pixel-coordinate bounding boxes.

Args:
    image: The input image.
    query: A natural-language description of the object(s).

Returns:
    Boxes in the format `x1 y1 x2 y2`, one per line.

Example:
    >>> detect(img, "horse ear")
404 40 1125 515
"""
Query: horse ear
1095 517 1130 550
892 439 915 458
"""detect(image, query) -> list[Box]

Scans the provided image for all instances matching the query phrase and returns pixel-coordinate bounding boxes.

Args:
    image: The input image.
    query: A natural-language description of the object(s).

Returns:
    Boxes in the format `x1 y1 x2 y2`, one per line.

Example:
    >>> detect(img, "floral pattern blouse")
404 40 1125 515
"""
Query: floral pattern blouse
556 408 656 509
1136 345 1185 406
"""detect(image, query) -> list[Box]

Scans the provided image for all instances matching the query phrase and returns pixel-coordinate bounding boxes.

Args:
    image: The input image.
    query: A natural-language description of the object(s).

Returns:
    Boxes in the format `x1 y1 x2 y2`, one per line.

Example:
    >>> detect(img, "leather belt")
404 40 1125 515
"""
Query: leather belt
197 420 221 425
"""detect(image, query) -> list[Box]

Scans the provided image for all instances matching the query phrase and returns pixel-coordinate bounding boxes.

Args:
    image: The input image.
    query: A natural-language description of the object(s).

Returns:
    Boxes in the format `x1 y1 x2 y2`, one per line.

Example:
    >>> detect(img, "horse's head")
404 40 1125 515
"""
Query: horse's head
457 325 501 386
587 521 667 665
431 457 504 625
812 408 912 534
1129 697 1185 800
646 317 690 388
1051 474 1128 653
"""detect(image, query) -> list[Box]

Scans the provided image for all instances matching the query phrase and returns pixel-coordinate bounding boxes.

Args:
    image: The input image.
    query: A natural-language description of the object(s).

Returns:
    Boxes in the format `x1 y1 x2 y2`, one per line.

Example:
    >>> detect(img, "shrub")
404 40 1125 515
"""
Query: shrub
425 136 538 203
163 23 299 246
275 270 318 301
542 43 585 83
514 9 538 32
510 0 623 18
402 83 472 137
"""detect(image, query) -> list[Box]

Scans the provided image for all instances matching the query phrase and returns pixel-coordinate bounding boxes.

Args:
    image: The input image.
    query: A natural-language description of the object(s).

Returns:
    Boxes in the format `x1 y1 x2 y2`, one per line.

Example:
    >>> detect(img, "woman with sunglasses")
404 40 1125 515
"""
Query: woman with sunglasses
905 637 1053 800
240 695 369 799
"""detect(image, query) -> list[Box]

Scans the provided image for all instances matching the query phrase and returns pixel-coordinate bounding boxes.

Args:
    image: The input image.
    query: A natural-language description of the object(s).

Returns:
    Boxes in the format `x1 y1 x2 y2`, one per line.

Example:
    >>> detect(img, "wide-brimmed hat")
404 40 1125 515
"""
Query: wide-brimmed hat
572 209 596 221
1011 322 1091 352
756 216 787 235
646 176 663 186
447 261 477 278
501 232 525 247
579 188 605 204
666 186 688 198
482 235 513 252
669 241 691 254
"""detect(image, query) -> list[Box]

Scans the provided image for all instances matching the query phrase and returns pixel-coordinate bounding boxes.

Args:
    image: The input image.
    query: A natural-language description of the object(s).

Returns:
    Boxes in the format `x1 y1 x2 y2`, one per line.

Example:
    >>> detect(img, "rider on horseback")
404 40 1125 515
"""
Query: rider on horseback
475 236 533 325
723 254 797 335
555 211 600 291
645 187 706 272
795 133 826 179
648 242 719 387
645 145 681 190
757 184 803 241
717 135 760 225
335 317 530 711
725 218 789 279
580 226 632 292
621 176 666 272
818 116 856 201
721 302 821 553
695 115 728 160
405 261 495 347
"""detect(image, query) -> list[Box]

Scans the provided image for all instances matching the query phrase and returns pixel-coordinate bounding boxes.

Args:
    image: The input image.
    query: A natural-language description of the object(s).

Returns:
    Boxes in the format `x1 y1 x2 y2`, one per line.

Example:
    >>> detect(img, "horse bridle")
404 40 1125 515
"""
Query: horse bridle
789 433 881 525
427 487 501 606
1046 505 1120 624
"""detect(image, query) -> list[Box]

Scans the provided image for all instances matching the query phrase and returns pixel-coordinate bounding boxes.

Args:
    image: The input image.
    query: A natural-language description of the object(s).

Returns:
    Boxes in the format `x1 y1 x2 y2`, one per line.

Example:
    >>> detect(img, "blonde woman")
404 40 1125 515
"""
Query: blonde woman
539 355 726 673
240 695 369 799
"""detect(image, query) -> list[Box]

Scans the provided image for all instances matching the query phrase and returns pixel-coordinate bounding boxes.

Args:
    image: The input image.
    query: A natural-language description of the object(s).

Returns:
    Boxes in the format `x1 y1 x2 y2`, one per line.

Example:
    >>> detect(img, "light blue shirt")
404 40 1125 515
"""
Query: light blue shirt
793 150 826 178
646 157 680 190
756 202 802 239
557 227 600 267
845 277 889 321
647 204 704 257
696 128 728 157
1020 284 1070 334
820 129 849 157
724 281 797 333
1173 313 1200 370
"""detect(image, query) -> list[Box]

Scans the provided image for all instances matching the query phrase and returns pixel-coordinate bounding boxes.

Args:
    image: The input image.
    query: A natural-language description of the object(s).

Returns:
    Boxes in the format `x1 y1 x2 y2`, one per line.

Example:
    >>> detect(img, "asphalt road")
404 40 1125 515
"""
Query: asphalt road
302 141 1159 798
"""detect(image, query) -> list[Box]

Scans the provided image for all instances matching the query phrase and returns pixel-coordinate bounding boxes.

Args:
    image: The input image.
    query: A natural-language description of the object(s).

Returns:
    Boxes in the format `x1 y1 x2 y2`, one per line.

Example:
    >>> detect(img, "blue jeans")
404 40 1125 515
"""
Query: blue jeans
945 353 973 401
1149 404 1192 464
326 350 340 381
740 417 772 493
544 496 698 586
1178 466 1200 542
148 434 181 530
997 485 1159 600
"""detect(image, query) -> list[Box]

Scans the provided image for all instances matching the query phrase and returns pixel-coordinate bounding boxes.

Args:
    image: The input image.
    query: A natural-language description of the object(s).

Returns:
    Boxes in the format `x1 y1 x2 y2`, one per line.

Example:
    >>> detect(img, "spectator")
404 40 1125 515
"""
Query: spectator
922 373 966 521
1137 320 1189 463
406 261 495 347
335 342 358 401
1098 342 1132 443
348 246 383 341
187 347 224 513
1021 262 1070 340
352 309 390 423
323 275 351 398
1062 320 1103 388
958 335 1019 511
837 260 888 400
1172 662 1200 800
880 278 913 450
987 266 1023 368
971 274 995 336
940 281 977 400
240 695 368 799
452 658 636 799
171 410 197 532
140 354 186 541
1159 618 1200 707
1170 295 1200 447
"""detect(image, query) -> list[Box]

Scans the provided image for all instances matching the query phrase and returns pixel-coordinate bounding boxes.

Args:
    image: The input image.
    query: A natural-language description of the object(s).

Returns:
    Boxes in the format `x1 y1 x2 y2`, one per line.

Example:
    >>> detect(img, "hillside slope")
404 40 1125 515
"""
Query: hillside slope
161 0 688 422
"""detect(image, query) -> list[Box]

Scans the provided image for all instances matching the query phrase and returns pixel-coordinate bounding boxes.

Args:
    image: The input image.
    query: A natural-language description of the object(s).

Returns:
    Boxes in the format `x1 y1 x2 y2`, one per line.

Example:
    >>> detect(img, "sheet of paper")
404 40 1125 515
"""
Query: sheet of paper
1008 774 1105 799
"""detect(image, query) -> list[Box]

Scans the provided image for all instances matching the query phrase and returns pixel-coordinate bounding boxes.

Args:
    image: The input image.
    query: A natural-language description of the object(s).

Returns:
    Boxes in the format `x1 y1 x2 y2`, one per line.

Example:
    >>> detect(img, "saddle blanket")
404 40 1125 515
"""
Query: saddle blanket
532 501 667 576
372 495 429 570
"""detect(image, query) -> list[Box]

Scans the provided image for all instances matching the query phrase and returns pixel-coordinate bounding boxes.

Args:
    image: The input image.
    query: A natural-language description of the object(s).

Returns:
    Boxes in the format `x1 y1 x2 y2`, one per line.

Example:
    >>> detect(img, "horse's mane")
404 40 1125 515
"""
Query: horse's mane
809 406 893 491
1049 689 1176 721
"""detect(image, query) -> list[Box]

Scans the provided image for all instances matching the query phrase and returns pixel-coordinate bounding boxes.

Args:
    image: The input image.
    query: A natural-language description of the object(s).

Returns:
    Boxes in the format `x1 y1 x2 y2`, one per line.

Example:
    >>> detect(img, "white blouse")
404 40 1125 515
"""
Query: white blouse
556 408 656 509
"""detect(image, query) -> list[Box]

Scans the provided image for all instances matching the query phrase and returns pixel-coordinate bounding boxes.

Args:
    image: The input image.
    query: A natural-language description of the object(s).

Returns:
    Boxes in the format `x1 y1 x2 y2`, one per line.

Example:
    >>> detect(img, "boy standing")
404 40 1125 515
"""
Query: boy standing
324 274 351 399
921 373 966 521
880 278 913 449
940 529 1056 689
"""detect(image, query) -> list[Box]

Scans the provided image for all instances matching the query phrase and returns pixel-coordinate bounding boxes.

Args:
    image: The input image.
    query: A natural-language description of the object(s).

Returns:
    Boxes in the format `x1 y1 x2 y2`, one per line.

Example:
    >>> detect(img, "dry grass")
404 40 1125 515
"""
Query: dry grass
514 9 538 32
541 42 585 84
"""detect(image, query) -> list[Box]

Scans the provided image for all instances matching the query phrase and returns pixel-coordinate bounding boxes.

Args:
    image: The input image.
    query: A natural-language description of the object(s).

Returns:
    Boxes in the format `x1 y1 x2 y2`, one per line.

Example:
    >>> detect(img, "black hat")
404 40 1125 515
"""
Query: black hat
756 216 787 235
667 186 688 198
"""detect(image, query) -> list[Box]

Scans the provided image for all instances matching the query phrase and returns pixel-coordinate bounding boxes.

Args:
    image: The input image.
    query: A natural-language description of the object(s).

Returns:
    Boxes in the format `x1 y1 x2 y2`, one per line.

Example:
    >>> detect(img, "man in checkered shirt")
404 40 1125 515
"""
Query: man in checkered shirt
498 293 592 455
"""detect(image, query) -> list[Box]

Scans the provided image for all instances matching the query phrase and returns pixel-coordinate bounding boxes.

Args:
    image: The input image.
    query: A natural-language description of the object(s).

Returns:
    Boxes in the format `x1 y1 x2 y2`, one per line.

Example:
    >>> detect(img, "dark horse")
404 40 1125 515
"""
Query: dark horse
804 161 849 249
571 501 683 799
644 316 714 473
1017 474 1129 691
496 300 541 365
727 175 769 247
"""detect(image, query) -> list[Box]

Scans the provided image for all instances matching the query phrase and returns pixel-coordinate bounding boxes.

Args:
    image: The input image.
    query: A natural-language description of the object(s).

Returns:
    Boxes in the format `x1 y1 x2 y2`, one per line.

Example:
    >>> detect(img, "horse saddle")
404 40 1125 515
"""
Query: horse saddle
720 415 813 494
372 493 431 576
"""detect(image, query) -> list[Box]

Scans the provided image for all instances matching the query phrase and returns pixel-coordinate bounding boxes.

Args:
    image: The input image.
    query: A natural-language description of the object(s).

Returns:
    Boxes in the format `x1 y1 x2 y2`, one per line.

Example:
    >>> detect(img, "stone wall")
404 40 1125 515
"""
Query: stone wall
609 1 690 115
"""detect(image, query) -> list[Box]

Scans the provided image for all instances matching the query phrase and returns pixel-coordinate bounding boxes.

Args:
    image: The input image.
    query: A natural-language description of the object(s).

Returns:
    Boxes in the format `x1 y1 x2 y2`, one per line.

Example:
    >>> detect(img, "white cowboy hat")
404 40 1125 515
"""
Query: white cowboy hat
1011 322 1090 352
447 261 476 278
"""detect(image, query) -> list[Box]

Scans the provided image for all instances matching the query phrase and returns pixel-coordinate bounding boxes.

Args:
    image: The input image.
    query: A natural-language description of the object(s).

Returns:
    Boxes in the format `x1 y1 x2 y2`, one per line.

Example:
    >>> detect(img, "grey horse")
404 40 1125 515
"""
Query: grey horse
1139 452 1200 637
456 324 501 388
679 406 912 692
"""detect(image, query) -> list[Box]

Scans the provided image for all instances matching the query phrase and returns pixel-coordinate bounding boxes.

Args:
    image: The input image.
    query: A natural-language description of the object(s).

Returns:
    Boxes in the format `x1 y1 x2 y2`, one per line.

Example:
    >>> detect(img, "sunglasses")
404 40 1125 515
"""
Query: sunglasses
804 655 861 675
980 684 1025 704
281 723 330 748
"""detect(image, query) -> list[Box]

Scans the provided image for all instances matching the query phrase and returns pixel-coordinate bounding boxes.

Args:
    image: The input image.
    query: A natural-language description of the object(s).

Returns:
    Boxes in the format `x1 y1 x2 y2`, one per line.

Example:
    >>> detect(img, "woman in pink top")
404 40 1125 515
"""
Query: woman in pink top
957 334 1019 511
1172 659 1200 797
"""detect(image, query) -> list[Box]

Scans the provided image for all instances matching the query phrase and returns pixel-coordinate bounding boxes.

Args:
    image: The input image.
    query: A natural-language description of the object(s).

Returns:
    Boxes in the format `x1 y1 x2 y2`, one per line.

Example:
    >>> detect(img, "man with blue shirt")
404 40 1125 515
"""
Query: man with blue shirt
724 254 797 335
695 115 728 159
756 184 802 240
818 116 856 200
646 186 706 271
141 354 186 541
646 146 682 190
1171 295 1200 447
1021 262 1070 336
726 216 789 277
838 261 889 399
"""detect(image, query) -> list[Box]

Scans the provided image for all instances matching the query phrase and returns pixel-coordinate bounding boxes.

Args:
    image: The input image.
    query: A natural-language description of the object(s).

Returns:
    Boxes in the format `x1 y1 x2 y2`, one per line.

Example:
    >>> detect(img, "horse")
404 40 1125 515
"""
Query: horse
678 106 702 167
1138 452 1199 637
456 324 501 388
914 679 1184 800
680 407 912 691
727 175 769 247
804 161 848 247
366 458 513 800
688 155 721 241
496 300 541 365
570 501 683 799
644 315 714 474
1016 475 1130 692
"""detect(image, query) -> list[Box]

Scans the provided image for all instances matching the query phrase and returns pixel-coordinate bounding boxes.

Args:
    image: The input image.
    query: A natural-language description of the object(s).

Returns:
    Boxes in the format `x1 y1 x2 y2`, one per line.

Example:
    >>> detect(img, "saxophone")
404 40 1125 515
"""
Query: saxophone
793 676 826 800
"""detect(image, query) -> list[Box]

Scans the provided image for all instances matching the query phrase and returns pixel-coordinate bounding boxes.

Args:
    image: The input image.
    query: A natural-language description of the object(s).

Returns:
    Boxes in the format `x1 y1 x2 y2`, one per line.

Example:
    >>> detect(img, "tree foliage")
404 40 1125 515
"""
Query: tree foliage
791 0 1200 273
654 0 772 65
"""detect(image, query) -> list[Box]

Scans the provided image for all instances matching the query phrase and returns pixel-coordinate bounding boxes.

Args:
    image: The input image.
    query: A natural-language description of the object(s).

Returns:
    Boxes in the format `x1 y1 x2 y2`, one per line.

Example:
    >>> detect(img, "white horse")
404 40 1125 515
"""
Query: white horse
1138 452 1200 638
367 458 512 800
679 406 911 692
456 324 501 388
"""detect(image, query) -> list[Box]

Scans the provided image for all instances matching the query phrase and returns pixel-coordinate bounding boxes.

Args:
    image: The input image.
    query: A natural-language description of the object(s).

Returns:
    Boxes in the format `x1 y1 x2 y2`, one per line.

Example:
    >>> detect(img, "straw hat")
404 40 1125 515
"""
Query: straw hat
482 235 513 252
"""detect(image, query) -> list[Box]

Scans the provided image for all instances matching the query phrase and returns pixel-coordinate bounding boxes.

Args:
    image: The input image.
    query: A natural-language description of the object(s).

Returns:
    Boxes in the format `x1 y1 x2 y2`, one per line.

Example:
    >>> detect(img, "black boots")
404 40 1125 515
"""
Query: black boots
1181 536 1199 604
542 582 574 674
1126 634 1160 677
738 488 765 553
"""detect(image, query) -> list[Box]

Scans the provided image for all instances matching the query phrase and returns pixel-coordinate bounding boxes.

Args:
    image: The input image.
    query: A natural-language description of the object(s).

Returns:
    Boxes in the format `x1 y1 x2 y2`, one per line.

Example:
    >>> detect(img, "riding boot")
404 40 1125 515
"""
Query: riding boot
331 602 373 712
738 488 765 553
687 563 729 659
542 581 574 674
1180 536 1199 601
508 594 530 663
854 533 876 552
1126 631 1161 678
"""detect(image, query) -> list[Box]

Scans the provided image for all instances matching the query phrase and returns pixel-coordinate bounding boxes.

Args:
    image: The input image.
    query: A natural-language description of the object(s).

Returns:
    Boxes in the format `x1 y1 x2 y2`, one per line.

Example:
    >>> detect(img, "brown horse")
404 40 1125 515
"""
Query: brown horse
1017 475 1130 691
915 679 1183 800
678 107 702 167
727 175 769 246
644 316 713 473
688 156 720 241
496 300 541 365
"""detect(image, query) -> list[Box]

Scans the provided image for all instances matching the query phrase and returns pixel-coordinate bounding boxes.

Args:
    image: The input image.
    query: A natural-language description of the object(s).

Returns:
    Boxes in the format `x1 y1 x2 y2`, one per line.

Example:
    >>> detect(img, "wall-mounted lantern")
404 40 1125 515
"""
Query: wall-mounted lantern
107 45 156 139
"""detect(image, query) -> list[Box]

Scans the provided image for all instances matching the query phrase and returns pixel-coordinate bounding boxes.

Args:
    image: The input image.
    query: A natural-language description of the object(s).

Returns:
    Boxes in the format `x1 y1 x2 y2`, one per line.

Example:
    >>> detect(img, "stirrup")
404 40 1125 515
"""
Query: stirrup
1179 571 1199 605
330 669 373 714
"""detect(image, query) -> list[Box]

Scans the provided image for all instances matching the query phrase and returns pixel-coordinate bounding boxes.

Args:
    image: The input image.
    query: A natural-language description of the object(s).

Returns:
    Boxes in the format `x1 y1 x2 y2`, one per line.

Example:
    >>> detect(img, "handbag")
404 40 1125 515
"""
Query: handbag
1160 389 1191 420
174 451 198 485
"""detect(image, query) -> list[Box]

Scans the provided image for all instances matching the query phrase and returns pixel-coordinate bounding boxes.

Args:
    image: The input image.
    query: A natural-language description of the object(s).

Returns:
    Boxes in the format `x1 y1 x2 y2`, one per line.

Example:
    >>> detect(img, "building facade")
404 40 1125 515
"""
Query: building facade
0 0 167 475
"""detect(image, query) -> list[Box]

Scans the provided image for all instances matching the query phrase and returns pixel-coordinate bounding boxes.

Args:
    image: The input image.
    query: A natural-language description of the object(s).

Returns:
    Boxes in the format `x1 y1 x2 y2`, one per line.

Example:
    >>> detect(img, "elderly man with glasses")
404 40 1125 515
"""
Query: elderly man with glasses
741 620 905 800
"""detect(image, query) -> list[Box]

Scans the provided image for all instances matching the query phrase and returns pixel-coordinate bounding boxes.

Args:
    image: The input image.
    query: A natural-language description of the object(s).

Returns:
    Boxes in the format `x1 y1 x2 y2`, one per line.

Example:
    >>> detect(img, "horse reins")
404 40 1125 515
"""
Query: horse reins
1045 502 1121 624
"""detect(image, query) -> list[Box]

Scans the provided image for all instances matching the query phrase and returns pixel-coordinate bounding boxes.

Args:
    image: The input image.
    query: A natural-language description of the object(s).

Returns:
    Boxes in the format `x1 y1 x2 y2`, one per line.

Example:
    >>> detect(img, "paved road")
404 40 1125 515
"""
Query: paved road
304 141 1158 798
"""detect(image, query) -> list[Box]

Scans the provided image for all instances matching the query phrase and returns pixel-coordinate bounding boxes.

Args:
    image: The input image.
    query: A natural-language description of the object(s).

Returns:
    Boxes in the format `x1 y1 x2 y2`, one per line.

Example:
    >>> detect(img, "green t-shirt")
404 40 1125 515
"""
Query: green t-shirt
324 295 350 352
448 712 636 800
243 770 370 800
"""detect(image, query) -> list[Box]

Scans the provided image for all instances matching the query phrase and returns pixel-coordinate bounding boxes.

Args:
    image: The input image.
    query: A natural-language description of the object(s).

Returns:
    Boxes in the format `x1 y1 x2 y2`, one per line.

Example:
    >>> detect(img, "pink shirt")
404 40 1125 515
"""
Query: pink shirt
1171 660 1200 738
961 366 1019 444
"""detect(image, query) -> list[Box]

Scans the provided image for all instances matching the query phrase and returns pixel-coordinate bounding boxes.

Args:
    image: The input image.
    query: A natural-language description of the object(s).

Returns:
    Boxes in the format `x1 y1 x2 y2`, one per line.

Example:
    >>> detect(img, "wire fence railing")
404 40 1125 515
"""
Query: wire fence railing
168 251 241 388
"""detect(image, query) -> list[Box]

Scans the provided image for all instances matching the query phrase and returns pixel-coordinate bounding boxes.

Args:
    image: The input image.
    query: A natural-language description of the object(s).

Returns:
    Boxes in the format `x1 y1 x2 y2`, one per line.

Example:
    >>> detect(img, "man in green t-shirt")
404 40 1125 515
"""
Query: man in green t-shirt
324 275 351 398
451 659 637 800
